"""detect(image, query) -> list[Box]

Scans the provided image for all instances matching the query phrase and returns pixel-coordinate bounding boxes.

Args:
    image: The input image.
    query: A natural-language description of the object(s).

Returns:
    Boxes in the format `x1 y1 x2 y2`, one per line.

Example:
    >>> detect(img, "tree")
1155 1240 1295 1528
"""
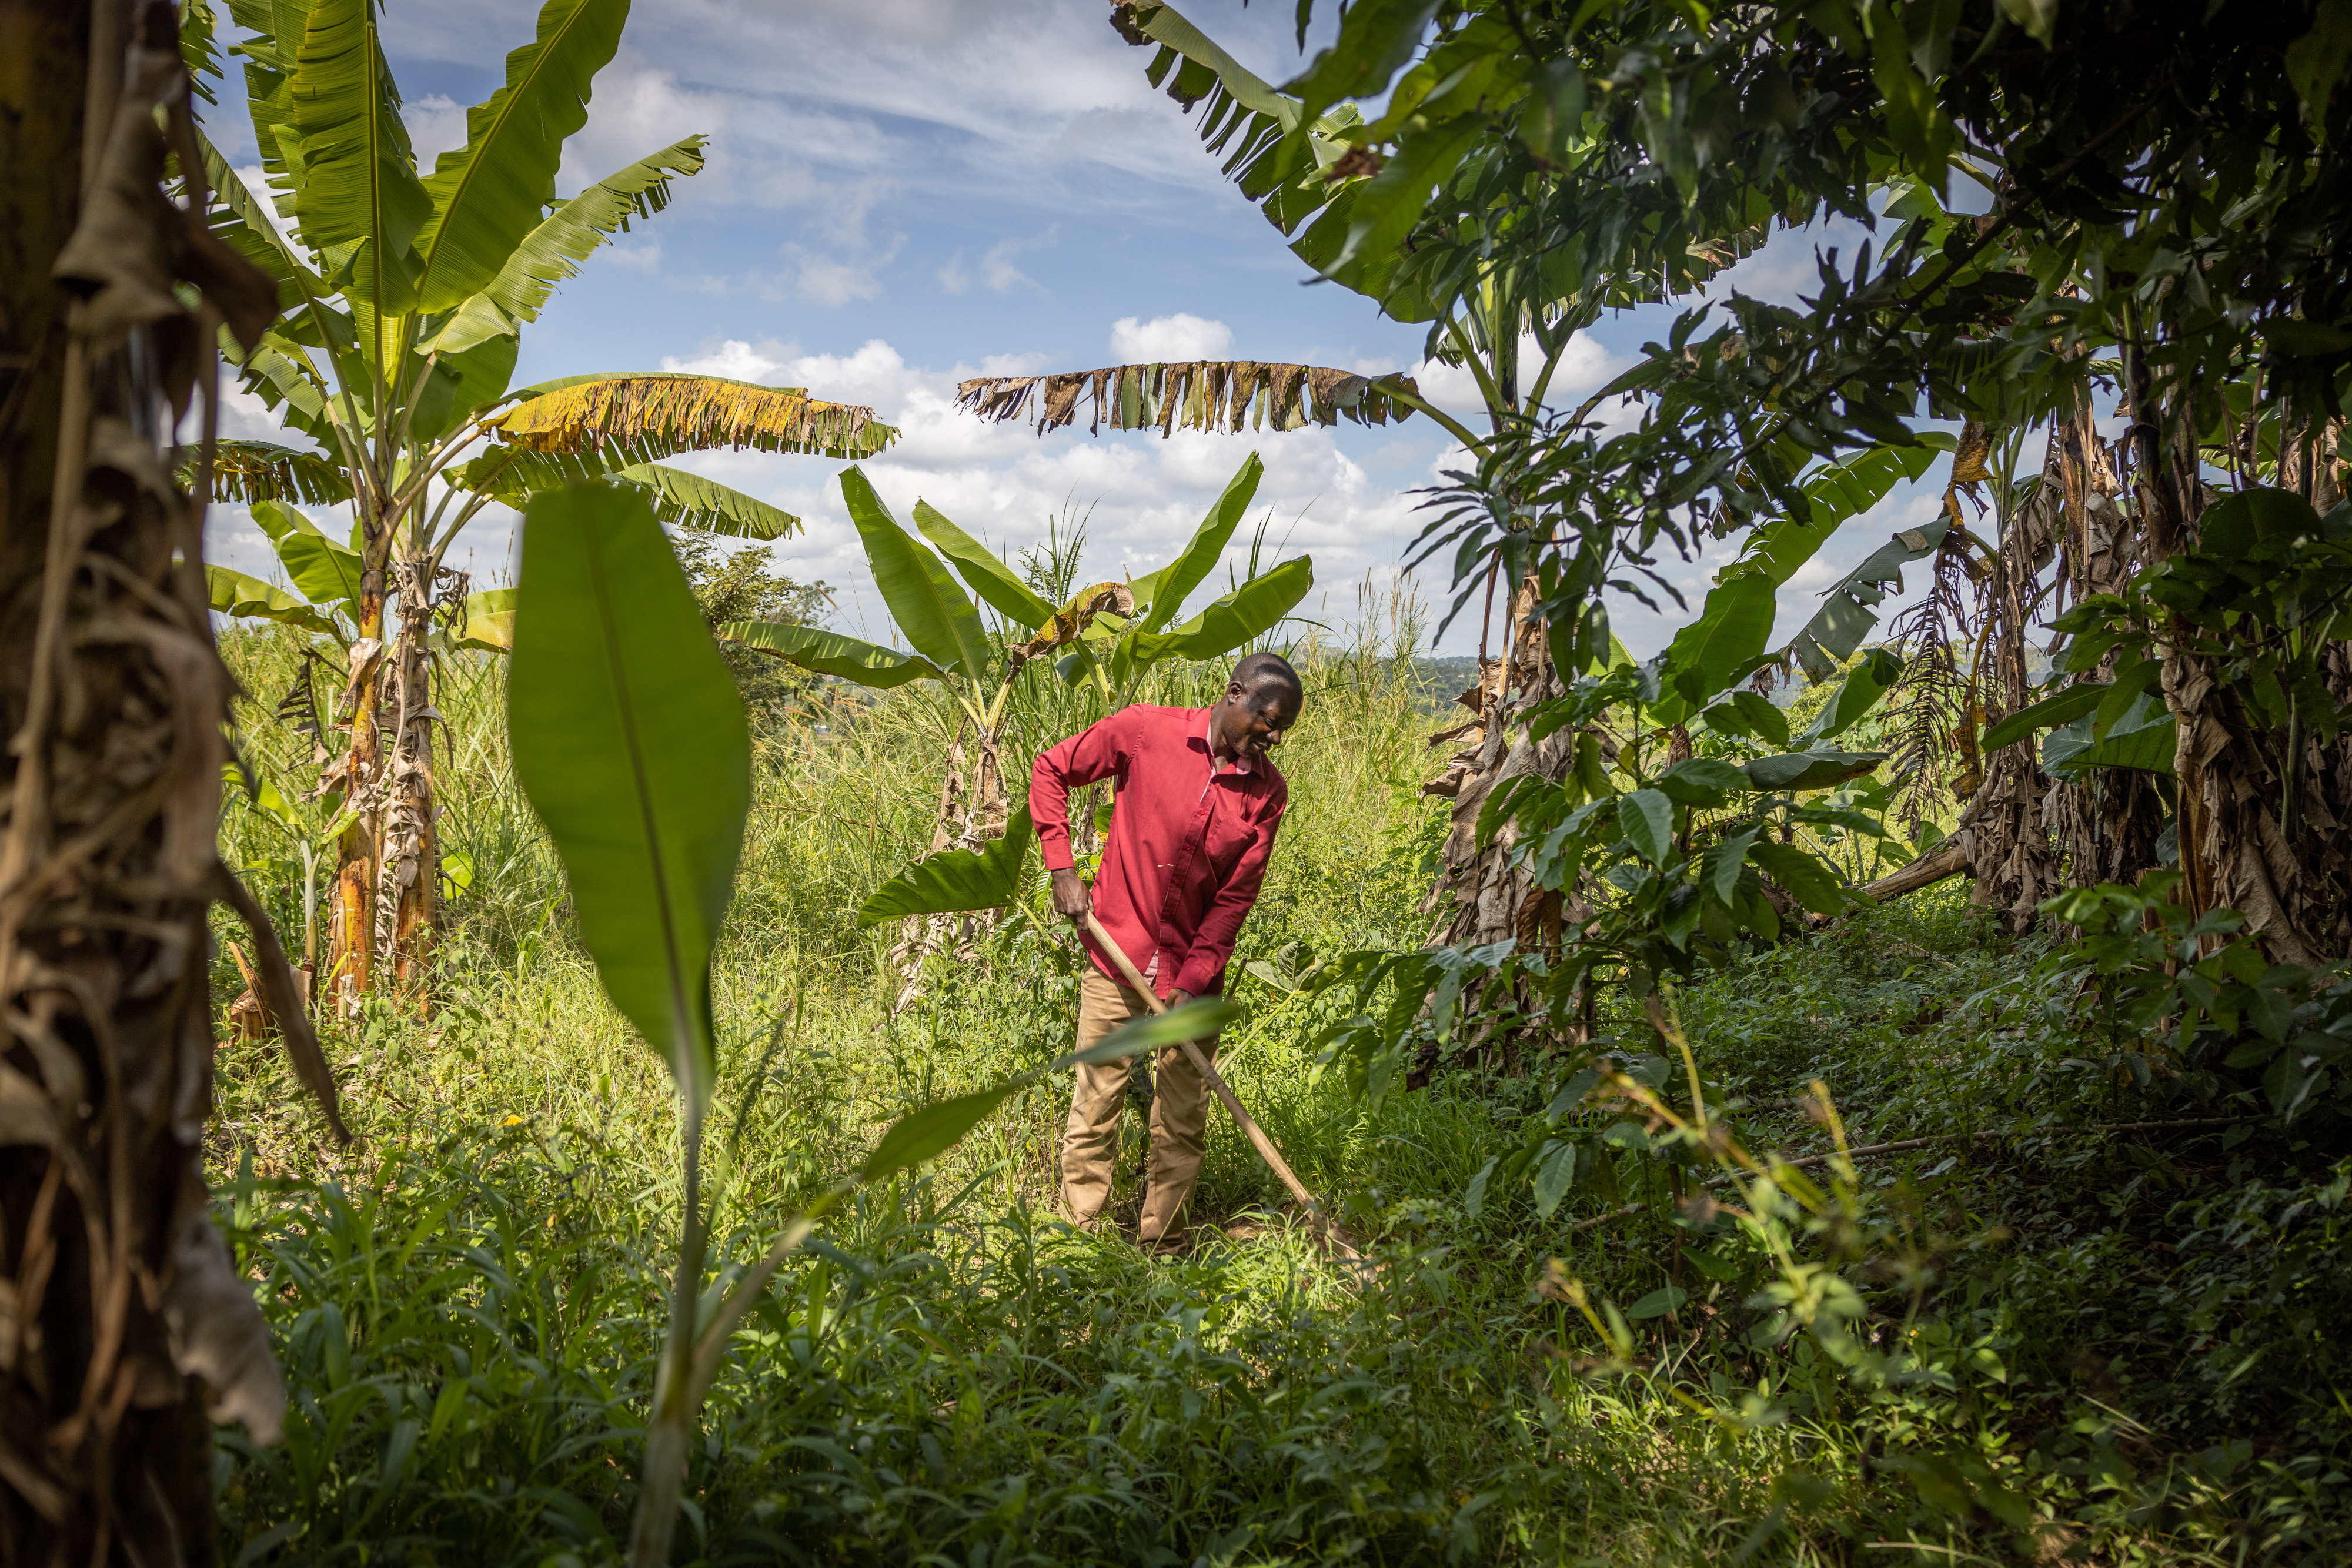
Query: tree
674 533 831 713
1 0 340 1550
723 453 1313 995
199 0 896 1008
1190 0 2352 951
1094 1 1782 951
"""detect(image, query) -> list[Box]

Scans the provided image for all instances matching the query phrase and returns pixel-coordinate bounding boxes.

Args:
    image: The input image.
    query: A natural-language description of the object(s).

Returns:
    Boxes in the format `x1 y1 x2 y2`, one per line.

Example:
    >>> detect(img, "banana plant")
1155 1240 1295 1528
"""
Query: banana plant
723 451 1312 937
196 0 897 1005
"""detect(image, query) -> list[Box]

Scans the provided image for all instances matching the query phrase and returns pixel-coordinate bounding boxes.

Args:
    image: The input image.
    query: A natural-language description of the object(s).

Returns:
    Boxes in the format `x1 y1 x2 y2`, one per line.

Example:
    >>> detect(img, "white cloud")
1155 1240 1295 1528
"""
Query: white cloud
936 252 971 295
789 248 887 306
980 226 1058 292
402 93 470 166
604 240 664 273
1411 330 1633 420
1110 312 1233 362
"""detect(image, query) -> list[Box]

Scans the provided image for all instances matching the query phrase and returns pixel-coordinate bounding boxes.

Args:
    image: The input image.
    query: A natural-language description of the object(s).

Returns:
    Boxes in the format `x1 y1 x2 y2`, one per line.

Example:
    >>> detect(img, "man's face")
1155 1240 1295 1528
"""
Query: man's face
1221 680 1300 762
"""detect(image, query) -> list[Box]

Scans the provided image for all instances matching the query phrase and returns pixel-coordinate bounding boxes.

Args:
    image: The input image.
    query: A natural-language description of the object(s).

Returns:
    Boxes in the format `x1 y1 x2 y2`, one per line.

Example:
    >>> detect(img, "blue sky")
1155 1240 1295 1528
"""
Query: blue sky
201 0 1953 658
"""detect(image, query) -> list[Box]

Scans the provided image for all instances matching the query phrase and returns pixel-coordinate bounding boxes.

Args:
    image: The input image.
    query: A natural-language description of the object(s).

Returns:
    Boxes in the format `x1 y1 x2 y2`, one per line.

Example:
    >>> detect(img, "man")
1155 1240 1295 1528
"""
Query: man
1031 651 1303 1248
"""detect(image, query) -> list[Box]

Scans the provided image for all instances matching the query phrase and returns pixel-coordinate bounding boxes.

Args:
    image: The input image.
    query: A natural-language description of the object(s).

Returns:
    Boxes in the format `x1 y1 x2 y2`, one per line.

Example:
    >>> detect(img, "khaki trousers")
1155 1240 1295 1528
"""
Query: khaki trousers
1060 967 1218 1242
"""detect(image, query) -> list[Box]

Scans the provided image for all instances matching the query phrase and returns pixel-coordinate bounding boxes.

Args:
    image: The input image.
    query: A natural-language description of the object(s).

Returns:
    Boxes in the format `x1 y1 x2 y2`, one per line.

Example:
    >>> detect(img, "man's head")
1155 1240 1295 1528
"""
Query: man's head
1210 651 1304 764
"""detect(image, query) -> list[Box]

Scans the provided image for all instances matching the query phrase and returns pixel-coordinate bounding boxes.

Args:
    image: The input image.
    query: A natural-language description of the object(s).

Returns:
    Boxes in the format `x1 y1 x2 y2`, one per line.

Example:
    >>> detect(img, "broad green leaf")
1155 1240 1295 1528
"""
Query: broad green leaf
1744 750 1886 793
2195 486 2324 559
412 0 629 313
273 531 363 609
1117 0 1357 228
1655 757 1749 807
855 807 1037 927
438 137 707 344
1701 689 1791 748
1798 647 1905 743
1652 572 1777 725
508 483 750 1115
863 995 1242 1182
1130 556 1313 663
1704 825 1762 905
1284 0 1441 130
1627 1285 1688 1320
1783 513 1952 682
914 501 1055 629
1734 435 1956 587
2287 3 2352 125
840 468 991 678
1464 1155 1498 1218
612 464 800 540
199 132 323 295
446 442 612 502
1980 681 2106 754
2045 699 2179 777
1750 840 1848 917
1532 1139 1577 1218
207 564 340 636
250 496 326 541
1617 788 1674 866
449 587 517 652
1137 453 1264 631
1058 998 1243 1067
285 0 432 316
406 330 520 445
230 331 339 445
1326 112 1485 278
860 1085 1019 1182
720 621 940 688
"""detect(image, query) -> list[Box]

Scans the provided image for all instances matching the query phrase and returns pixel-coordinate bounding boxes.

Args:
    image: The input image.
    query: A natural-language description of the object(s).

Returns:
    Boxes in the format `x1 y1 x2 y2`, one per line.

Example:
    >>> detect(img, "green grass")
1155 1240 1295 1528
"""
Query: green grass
208 621 2352 1565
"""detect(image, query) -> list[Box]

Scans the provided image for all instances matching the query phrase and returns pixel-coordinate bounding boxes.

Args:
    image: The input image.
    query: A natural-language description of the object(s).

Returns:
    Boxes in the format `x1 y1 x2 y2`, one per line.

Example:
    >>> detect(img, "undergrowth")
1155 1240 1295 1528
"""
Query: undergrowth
208 621 2351 1564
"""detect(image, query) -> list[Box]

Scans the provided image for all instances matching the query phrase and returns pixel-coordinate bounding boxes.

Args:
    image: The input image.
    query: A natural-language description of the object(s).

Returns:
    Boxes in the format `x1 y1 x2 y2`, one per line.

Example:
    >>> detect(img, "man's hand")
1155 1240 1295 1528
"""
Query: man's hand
1050 867 1091 926
1165 987 1194 1009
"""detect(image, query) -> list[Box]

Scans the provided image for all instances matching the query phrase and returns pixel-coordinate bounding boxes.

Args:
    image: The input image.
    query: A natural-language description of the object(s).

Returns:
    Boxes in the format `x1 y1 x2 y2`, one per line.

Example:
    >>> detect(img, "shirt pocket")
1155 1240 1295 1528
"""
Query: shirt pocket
1204 795 1263 882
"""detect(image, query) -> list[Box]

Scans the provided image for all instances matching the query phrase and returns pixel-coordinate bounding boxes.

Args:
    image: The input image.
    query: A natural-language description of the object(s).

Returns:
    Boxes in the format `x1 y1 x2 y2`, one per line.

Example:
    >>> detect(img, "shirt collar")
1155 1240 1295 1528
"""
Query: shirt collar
1200 706 1254 775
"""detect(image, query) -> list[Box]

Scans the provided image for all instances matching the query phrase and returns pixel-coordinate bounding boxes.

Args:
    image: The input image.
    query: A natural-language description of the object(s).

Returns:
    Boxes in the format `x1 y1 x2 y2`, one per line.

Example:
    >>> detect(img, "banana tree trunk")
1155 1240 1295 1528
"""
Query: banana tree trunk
1959 427 2070 931
380 556 442 982
2040 402 2170 892
1414 575 1581 1081
890 714 1008 1011
2146 386 2352 964
1421 573 1577 951
1 0 302 1549
323 561 387 1011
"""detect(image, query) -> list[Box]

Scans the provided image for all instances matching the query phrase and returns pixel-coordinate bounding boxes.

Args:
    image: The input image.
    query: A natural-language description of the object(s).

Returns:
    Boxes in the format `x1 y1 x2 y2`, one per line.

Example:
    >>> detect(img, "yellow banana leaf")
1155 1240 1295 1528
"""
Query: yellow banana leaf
485 372 896 464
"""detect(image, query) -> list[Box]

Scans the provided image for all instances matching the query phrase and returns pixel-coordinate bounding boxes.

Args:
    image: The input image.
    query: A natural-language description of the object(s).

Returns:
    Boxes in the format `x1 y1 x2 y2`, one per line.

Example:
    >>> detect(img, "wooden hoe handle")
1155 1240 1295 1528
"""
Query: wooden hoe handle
1083 912 1358 1260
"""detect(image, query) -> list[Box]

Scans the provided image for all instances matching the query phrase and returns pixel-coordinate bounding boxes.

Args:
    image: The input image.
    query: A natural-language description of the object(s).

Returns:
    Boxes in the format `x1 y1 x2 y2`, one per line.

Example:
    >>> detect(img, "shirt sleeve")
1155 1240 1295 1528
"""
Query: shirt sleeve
1030 708 1128 873
1171 781 1287 997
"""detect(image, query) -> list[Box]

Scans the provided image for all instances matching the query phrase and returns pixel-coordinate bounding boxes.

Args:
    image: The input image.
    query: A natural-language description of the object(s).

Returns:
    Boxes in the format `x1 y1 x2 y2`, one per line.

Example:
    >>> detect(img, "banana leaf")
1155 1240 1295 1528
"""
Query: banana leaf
856 807 1036 927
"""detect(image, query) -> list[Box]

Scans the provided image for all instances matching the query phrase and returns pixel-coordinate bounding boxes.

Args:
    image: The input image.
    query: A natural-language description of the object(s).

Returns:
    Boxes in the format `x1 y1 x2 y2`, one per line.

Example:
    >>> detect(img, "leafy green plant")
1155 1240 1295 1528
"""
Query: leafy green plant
2037 874 2349 1123
199 0 896 999
725 453 1312 928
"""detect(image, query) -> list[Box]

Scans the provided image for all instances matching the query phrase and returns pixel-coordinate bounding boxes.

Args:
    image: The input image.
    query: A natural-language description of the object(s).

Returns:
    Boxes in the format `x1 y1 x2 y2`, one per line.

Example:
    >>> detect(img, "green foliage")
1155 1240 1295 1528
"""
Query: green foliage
208 609 2352 1563
509 483 749 1114
673 533 828 710
854 807 1035 927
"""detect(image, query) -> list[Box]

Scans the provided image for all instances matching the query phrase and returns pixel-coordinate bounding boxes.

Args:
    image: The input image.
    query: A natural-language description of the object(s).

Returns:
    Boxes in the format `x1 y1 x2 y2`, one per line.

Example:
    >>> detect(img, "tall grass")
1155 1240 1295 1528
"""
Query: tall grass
207 607 2352 1564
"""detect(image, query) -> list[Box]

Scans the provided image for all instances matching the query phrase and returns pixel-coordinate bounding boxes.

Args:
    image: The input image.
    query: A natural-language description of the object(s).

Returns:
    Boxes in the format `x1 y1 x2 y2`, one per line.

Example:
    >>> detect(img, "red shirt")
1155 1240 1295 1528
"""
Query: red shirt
1031 704 1288 999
